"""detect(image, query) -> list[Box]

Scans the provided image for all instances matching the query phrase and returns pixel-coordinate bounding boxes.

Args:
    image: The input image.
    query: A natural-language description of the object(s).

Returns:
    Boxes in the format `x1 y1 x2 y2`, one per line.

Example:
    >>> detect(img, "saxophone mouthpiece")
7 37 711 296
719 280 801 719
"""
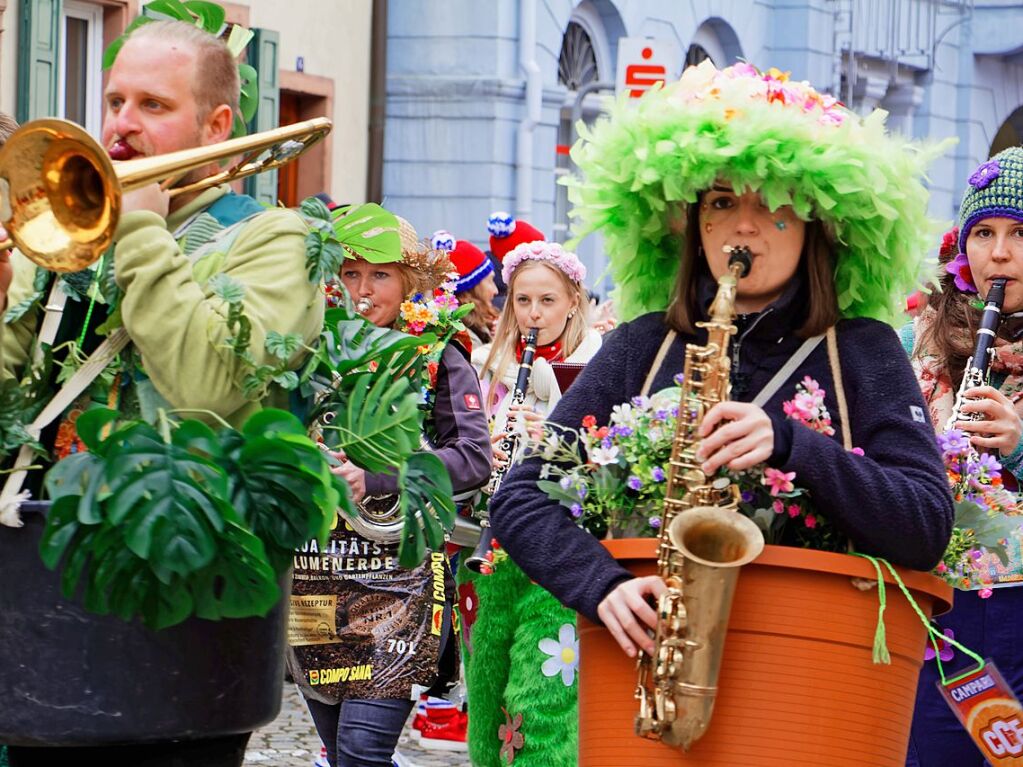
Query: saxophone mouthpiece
723 245 752 277
356 297 374 315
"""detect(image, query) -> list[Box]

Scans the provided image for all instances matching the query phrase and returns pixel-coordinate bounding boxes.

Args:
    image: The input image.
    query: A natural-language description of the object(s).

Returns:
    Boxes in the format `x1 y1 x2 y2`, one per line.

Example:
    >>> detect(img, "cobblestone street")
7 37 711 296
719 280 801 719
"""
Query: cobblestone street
244 685 472 767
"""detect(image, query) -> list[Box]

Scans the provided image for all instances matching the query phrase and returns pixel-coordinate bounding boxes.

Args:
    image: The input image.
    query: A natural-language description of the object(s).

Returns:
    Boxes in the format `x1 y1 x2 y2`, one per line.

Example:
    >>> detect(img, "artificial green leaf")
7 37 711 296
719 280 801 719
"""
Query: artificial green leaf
183 0 226 33
242 408 307 438
238 62 259 124
325 372 420 471
399 508 426 570
397 452 455 567
266 331 303 361
190 522 279 620
329 203 401 264
300 196 332 222
101 16 152 70
225 23 255 58
145 0 194 22
73 408 121 451
209 272 246 304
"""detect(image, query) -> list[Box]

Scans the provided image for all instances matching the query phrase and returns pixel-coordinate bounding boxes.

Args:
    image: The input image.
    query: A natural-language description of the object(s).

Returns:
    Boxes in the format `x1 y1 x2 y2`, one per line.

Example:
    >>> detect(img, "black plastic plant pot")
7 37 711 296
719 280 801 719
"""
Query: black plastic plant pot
0 501 288 746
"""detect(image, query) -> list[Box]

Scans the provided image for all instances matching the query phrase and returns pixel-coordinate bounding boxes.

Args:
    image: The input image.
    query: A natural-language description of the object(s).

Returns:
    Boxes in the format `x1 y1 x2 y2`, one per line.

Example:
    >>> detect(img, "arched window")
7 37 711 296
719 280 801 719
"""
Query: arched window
558 21 598 91
685 43 712 69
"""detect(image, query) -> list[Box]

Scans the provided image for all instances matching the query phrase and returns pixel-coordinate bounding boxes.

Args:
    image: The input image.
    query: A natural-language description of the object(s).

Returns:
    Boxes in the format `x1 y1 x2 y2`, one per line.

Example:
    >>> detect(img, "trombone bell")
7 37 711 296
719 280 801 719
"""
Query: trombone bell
0 120 117 273
0 116 332 273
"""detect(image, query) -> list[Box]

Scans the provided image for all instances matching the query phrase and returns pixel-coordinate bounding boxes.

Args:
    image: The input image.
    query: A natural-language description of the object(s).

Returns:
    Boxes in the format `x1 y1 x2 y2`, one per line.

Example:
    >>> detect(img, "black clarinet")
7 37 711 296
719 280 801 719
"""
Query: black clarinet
465 327 539 574
945 278 1007 433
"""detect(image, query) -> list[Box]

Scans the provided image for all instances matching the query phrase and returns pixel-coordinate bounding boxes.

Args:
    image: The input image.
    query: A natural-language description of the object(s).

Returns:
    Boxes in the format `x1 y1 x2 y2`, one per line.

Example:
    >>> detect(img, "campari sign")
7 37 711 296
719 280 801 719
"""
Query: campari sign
615 37 681 99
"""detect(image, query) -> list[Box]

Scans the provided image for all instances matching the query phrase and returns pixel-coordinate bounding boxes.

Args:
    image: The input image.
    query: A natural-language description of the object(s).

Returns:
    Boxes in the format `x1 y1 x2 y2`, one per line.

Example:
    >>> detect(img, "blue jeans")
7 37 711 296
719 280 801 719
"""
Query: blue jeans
906 587 1023 766
307 697 414 767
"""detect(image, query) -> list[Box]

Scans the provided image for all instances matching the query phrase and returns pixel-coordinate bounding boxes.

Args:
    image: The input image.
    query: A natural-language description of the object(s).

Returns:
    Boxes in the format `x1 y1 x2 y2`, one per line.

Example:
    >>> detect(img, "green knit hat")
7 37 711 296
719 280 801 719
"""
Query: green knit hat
566 61 951 324
957 147 1023 253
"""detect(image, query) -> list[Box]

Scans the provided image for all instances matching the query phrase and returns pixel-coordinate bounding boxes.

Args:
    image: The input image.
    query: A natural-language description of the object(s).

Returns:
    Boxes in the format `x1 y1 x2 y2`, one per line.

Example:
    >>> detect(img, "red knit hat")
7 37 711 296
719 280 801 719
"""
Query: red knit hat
487 211 545 263
448 239 493 293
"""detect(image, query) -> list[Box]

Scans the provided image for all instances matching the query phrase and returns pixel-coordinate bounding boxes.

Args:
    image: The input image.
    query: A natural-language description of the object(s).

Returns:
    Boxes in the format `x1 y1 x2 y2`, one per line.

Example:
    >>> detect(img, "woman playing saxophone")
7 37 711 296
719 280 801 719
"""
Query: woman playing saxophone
488 60 953 667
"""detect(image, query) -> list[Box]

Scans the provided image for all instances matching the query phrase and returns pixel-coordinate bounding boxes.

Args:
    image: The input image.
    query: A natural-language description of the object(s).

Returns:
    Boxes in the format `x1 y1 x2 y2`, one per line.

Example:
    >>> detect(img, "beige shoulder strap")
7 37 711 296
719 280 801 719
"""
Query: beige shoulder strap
640 330 677 397
826 326 853 450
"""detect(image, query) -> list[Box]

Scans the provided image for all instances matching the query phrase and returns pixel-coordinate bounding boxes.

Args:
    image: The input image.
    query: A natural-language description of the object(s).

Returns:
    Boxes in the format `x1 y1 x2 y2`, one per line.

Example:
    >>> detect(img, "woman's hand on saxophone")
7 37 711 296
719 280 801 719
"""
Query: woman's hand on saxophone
597 576 667 658
956 385 1023 456
696 401 774 474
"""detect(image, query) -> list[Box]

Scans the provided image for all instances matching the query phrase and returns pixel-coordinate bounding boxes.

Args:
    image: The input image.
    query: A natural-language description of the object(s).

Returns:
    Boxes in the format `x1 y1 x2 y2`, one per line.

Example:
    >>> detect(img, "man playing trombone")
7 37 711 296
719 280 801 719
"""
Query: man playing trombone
2 17 323 767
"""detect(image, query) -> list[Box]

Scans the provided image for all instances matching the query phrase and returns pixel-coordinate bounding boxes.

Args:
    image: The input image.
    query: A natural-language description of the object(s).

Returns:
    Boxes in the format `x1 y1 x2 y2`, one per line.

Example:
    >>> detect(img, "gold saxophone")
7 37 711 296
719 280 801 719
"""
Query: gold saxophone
635 247 765 750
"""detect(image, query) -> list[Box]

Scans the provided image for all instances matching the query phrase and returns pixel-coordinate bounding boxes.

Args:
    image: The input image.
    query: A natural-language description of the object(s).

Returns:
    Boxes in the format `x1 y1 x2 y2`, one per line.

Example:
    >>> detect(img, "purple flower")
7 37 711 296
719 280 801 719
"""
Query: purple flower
969 159 1000 190
649 517 662 529
945 251 977 293
577 485 588 500
654 409 669 421
610 425 634 438
601 436 613 450
627 475 643 491
924 628 955 662
673 373 685 385
937 429 971 457
652 466 666 482
977 452 1002 476
741 490 755 503
570 503 583 518
559 476 573 490
631 395 650 408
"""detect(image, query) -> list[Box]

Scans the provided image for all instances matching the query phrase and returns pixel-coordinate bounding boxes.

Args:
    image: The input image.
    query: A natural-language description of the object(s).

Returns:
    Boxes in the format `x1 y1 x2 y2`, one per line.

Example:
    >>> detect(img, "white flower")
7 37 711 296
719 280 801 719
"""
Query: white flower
539 623 579 686
609 403 634 428
541 432 560 460
589 445 620 465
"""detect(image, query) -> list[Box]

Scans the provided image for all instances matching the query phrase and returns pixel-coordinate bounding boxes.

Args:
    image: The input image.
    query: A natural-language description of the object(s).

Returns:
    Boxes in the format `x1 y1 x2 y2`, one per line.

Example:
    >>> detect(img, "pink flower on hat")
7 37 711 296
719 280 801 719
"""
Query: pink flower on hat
502 241 587 284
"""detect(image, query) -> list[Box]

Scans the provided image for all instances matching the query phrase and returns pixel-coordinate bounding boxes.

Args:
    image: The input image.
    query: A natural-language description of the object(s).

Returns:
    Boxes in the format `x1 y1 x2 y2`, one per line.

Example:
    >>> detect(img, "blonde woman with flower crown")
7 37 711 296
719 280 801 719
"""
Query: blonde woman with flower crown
459 240 600 767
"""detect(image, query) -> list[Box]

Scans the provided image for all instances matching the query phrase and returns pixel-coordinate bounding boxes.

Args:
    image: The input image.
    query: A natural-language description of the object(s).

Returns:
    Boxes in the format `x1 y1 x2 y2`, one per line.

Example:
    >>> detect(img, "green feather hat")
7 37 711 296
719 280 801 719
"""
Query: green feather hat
566 61 950 324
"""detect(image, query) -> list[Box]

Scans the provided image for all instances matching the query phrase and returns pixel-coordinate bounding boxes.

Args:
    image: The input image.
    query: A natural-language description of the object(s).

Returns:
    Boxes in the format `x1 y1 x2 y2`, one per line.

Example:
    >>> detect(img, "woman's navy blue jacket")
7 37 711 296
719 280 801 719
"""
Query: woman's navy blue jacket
490 287 954 624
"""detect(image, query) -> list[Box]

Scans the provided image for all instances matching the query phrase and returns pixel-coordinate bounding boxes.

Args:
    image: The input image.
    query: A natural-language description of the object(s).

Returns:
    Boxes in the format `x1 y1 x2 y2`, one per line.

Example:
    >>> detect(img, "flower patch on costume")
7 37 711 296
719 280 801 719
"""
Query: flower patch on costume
782 376 835 436
538 623 579 687
498 708 524 764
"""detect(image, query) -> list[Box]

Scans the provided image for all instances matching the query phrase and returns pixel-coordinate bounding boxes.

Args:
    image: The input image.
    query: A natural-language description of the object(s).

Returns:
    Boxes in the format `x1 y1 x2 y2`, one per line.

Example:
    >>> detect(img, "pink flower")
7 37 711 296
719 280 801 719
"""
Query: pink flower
979 588 993 599
787 504 801 518
850 447 865 456
763 468 796 496
804 514 817 529
772 499 784 514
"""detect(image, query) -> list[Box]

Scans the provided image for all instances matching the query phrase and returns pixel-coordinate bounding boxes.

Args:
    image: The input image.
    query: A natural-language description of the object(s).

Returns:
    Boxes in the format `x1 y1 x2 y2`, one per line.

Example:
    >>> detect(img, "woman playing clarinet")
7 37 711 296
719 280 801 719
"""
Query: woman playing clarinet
902 146 1023 767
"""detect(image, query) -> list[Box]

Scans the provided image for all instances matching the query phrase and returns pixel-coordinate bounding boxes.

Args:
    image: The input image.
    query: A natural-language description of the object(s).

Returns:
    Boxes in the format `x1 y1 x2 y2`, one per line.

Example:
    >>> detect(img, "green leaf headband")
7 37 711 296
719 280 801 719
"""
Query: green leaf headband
102 0 257 140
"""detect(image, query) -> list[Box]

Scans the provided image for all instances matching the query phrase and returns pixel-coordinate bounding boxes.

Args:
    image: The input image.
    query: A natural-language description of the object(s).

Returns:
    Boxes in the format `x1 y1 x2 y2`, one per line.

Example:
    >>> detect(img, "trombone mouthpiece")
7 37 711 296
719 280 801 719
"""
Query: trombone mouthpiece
356 297 374 314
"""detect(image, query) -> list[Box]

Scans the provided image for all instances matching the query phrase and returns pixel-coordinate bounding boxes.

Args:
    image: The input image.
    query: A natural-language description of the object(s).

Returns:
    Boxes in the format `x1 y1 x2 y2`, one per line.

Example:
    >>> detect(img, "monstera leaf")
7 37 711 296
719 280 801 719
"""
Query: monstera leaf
39 408 340 629
398 453 457 569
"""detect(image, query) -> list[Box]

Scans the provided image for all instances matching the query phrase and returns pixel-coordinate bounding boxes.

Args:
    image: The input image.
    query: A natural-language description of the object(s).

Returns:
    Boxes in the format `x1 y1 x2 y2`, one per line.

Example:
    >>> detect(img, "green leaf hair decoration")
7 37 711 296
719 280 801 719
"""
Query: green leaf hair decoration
565 60 954 325
102 1 257 140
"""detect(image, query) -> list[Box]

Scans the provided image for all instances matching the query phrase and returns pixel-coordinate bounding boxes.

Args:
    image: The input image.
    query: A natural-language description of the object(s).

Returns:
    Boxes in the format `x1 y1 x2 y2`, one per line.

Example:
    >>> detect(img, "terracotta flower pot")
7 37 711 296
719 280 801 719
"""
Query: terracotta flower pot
578 540 953 767
0 502 288 746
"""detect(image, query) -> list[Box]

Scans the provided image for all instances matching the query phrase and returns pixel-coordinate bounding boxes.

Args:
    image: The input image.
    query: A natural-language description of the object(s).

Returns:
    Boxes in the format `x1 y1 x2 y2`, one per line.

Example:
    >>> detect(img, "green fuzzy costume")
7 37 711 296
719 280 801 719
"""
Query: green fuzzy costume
459 559 577 767
566 60 951 324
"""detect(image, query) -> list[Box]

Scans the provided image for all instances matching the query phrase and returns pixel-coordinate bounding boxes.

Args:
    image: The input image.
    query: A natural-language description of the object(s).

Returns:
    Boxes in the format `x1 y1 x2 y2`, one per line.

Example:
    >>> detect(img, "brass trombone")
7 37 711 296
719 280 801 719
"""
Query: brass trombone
0 116 332 273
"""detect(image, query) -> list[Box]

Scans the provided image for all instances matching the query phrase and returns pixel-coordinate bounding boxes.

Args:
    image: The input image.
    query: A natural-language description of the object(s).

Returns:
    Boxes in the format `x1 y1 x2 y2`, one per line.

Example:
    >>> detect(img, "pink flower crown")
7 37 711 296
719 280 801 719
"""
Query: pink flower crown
502 240 587 285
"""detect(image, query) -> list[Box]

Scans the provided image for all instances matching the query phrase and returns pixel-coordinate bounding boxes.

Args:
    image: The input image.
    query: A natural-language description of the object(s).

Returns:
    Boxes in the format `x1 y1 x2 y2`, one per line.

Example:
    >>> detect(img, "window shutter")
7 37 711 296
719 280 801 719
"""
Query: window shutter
17 0 62 123
244 27 280 206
